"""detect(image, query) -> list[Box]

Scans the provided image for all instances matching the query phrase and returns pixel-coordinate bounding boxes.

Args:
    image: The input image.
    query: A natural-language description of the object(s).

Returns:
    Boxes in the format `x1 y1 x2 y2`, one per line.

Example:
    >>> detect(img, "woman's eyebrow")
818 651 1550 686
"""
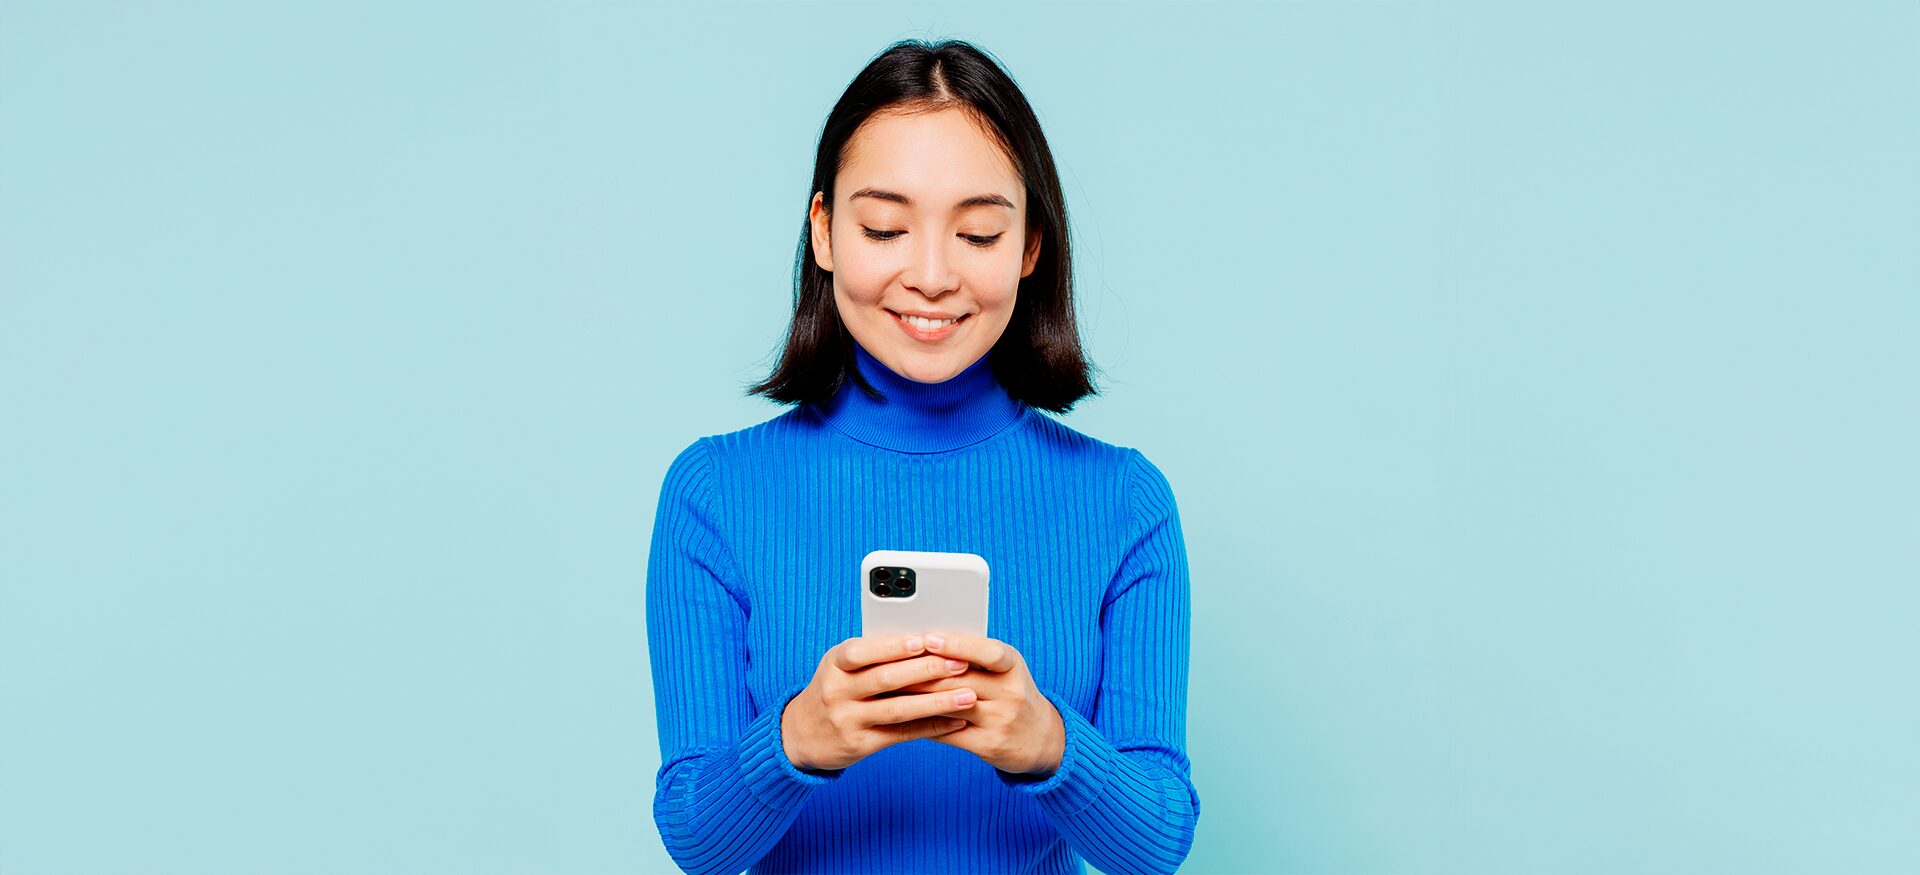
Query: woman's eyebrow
849 187 1013 211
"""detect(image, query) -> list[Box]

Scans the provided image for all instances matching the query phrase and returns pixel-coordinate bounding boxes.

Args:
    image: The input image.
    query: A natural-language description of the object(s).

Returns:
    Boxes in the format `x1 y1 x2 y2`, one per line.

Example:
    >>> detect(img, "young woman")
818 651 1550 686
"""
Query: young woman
646 38 1199 875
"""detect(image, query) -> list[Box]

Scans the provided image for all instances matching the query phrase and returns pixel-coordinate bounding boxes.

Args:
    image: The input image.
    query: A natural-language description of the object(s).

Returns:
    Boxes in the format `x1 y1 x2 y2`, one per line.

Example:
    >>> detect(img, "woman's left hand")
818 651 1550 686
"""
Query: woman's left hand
891 631 1066 776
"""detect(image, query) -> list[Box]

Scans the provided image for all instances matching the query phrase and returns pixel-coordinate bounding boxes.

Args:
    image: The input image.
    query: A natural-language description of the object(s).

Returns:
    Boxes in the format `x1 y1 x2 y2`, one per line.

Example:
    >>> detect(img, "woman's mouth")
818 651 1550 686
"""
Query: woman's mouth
889 309 968 342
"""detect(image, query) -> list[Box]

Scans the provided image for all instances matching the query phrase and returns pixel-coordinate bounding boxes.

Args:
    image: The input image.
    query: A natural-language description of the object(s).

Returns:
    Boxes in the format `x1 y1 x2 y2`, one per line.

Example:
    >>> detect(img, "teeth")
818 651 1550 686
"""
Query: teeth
902 314 958 330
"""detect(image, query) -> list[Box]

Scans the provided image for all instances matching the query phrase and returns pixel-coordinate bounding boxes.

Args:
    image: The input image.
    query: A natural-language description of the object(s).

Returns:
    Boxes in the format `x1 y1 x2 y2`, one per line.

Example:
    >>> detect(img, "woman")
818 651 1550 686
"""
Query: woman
646 38 1199 875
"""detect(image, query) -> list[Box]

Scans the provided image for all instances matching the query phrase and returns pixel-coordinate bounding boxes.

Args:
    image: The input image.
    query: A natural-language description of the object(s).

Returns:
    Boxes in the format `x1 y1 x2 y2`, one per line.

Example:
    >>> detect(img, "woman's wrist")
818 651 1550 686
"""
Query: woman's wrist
1003 700 1067 777
780 696 815 770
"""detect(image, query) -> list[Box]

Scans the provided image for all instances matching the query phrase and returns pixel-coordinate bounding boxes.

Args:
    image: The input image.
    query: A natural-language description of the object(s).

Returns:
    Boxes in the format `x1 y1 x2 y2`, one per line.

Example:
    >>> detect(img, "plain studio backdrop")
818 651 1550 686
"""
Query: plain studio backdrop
1 1 1914 873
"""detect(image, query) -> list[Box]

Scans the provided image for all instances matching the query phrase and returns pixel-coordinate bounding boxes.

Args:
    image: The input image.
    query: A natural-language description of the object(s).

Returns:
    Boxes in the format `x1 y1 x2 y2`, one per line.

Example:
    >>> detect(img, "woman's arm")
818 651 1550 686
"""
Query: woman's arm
995 448 1202 875
646 439 842 875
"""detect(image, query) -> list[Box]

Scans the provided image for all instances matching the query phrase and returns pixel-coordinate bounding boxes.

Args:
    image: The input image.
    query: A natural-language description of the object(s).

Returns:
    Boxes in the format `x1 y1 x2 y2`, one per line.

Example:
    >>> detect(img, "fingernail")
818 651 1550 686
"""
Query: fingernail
926 633 945 650
944 718 967 730
905 635 923 652
945 659 966 672
952 689 976 706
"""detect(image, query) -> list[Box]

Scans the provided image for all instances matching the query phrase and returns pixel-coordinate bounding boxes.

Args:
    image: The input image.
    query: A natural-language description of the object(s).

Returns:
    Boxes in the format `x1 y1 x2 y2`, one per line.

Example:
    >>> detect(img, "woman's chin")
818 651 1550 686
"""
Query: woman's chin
878 346 971 384
896 360 962 384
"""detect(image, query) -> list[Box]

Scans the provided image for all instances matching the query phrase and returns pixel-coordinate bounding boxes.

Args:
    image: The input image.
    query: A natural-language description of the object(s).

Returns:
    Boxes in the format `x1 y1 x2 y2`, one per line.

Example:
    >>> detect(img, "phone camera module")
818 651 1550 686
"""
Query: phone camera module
870 566 916 598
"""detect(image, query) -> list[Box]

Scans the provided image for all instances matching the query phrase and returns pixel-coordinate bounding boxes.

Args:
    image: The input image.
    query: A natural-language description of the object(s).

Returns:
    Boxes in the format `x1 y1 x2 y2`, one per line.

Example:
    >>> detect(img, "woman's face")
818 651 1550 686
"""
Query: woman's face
810 106 1043 384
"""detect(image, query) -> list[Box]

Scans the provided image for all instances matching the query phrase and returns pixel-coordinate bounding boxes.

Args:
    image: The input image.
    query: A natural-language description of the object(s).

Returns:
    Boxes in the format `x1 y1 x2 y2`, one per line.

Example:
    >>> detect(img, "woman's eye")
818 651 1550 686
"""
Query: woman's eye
860 227 1003 248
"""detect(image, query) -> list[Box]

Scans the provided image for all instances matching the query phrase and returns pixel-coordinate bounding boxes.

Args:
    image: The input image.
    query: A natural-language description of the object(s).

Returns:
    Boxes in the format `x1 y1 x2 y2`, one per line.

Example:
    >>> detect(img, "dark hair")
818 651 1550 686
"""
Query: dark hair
745 38 1100 415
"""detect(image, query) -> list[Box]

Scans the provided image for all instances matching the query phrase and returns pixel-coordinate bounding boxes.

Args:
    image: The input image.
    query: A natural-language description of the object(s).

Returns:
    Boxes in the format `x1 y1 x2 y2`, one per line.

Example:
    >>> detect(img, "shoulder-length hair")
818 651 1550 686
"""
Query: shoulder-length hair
745 38 1099 415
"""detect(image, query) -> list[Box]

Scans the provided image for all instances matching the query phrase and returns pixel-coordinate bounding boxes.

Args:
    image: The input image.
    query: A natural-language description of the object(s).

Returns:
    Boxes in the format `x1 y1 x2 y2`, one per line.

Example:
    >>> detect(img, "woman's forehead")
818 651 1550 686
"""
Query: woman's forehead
841 110 1021 206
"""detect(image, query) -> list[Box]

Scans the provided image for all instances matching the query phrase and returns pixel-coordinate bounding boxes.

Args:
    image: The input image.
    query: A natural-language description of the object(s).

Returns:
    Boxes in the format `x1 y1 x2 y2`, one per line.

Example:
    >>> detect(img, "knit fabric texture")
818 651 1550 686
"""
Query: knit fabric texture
646 340 1199 875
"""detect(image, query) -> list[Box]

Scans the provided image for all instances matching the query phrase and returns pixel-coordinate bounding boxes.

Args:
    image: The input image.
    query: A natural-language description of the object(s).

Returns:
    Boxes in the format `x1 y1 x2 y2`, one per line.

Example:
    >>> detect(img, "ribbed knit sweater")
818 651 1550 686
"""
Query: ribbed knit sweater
646 341 1199 875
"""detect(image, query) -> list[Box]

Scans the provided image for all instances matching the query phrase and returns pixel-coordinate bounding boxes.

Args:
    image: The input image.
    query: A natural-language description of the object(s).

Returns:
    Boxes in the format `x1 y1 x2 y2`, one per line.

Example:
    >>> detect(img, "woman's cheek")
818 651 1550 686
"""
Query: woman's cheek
835 269 889 306
974 281 1017 312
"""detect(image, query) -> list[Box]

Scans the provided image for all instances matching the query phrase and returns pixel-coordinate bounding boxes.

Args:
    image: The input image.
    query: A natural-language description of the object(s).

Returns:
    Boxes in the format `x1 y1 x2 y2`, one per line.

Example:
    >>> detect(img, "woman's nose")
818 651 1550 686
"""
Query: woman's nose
904 235 959 297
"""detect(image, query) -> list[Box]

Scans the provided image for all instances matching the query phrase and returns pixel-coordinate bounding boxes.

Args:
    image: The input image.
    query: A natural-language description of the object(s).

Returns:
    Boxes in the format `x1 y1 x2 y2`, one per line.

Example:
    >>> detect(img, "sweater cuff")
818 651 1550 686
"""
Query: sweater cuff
994 685 1109 818
734 680 844 811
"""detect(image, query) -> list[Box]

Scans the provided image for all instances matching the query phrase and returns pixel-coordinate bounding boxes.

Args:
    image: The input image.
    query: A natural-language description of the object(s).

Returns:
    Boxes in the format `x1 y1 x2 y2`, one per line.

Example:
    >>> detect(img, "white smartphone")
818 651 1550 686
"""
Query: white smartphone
860 549 989 640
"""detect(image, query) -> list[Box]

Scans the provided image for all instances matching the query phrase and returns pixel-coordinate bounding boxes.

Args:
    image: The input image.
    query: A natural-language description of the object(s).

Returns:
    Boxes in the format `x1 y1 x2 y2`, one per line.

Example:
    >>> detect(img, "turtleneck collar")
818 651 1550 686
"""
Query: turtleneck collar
813 341 1028 454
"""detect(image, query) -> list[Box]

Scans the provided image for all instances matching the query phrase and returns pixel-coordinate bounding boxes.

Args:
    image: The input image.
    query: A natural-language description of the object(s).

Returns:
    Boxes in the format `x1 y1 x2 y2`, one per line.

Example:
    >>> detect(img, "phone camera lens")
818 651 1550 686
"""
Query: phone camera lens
872 582 894 597
873 567 894 583
895 579 915 596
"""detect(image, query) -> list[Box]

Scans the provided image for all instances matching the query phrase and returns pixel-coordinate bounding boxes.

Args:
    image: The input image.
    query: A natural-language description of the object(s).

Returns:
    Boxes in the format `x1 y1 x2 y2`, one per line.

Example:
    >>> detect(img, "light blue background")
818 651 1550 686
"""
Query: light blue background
2 2 1914 873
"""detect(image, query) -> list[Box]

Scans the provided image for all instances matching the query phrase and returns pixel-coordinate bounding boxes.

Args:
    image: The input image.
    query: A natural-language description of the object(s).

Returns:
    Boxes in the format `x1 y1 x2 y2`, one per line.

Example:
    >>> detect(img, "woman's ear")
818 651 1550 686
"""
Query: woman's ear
1019 224 1043 278
810 191 834 272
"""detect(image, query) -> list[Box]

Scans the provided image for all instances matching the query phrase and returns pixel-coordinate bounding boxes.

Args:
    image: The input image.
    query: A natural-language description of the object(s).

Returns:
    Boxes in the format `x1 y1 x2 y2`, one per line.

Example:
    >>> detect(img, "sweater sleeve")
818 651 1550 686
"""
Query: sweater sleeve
994 448 1201 875
646 438 844 875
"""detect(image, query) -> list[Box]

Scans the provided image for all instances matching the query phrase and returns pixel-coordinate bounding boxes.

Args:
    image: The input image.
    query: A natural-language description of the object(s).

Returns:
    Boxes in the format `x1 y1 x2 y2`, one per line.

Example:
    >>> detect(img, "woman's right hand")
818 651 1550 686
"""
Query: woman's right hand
781 633 979 772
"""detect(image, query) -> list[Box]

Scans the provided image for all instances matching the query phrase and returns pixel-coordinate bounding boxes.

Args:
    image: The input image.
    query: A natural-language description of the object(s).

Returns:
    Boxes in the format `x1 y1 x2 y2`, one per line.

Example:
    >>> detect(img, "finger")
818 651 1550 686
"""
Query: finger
831 634 926 673
894 669 1012 698
851 653 969 700
891 673 978 695
923 631 1020 673
855 687 977 729
874 714 970 743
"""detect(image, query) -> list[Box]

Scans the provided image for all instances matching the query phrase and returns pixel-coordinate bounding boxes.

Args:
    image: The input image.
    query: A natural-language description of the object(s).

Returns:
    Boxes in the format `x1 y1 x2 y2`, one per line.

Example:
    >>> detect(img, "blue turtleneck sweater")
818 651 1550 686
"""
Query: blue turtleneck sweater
646 341 1199 875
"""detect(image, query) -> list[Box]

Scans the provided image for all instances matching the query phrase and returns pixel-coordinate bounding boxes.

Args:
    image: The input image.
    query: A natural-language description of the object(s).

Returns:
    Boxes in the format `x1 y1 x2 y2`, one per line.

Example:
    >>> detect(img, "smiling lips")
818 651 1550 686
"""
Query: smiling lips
890 309 968 342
